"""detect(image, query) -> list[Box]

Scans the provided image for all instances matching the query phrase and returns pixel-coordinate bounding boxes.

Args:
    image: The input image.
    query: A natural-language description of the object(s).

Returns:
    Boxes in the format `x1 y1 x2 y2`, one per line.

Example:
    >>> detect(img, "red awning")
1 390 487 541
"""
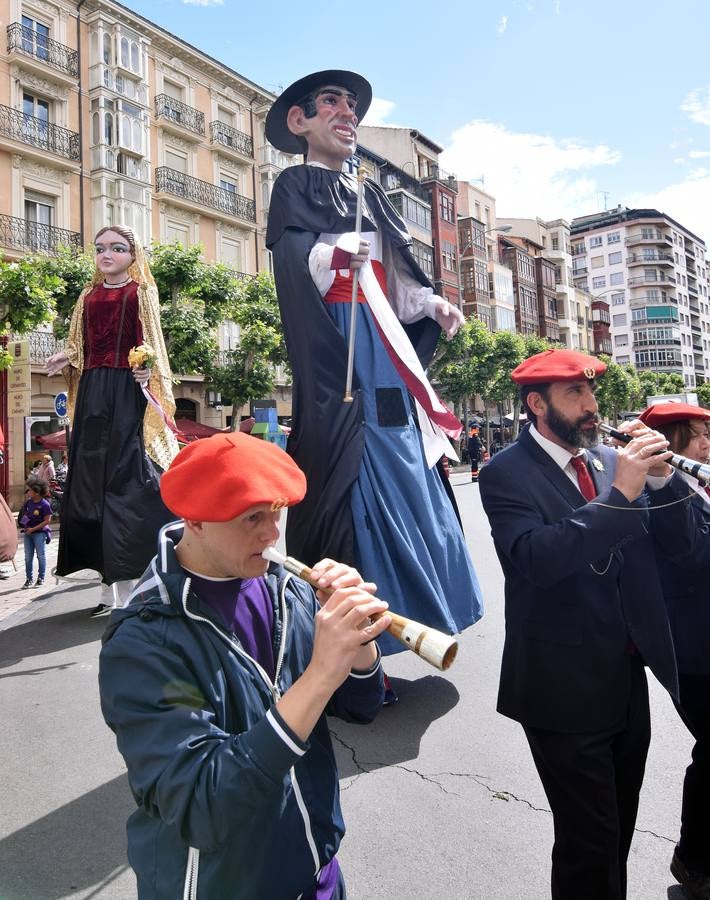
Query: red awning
35 416 254 450
35 430 68 450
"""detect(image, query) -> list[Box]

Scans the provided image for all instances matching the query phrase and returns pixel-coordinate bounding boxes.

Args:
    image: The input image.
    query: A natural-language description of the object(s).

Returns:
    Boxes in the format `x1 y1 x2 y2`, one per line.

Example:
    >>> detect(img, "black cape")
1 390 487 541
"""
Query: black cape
266 164 447 566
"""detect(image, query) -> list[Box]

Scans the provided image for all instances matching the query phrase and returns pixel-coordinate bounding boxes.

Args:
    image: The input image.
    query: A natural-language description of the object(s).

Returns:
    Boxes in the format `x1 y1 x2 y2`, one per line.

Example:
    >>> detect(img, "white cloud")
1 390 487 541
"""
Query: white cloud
628 173 710 243
364 97 397 127
553 0 560 14
183 0 223 6
688 150 710 159
497 15 508 33
681 87 710 126
439 120 620 221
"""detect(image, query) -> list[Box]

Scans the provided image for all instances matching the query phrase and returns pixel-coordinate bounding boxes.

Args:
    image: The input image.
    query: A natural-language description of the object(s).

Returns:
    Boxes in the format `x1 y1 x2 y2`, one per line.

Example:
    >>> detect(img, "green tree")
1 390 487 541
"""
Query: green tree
209 272 287 429
0 255 65 369
149 241 204 308
594 356 635 424
483 331 525 446
431 317 496 432
695 381 710 408
659 372 685 394
159 305 218 377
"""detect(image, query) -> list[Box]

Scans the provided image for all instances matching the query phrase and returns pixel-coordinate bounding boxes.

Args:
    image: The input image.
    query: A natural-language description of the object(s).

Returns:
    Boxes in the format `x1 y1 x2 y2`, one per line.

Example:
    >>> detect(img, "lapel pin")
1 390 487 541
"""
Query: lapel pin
591 458 604 472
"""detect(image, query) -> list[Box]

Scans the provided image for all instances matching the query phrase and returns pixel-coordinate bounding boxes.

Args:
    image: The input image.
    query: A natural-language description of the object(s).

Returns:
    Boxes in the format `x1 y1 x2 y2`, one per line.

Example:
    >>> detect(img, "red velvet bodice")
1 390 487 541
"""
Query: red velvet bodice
83 281 143 369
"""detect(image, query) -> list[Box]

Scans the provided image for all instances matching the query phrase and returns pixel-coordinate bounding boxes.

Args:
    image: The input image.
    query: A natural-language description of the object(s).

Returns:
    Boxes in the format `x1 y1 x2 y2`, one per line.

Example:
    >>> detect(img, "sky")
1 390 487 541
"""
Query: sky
126 0 710 242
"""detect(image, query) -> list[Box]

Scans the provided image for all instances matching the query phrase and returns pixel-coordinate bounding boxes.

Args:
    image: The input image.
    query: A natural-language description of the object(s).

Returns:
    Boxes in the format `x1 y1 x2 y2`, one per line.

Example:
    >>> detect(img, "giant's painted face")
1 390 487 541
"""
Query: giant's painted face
287 85 359 169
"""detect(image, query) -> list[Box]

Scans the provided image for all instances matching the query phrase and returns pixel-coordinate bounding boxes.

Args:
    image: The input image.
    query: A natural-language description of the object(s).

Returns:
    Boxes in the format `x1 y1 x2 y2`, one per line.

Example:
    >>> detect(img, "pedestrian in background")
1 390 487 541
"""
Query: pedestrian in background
36 454 56 483
19 480 51 589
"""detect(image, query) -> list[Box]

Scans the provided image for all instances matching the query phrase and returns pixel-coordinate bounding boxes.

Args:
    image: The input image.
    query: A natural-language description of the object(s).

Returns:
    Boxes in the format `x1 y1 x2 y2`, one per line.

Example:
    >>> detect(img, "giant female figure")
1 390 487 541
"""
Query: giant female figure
47 226 178 611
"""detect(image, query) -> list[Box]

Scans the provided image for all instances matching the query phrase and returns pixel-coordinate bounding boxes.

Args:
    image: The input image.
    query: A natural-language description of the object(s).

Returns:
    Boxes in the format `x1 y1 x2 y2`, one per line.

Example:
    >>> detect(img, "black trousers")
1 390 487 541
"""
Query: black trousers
674 672 710 874
524 659 650 900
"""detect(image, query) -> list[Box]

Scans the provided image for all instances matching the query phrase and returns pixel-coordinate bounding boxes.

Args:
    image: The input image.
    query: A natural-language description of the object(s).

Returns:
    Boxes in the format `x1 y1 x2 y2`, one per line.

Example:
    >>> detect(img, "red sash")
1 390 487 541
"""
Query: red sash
324 261 387 304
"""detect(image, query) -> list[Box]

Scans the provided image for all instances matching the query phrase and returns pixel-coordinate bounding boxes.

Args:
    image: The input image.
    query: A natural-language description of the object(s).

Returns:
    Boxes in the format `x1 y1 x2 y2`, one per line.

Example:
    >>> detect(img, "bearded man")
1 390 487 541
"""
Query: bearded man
478 348 687 900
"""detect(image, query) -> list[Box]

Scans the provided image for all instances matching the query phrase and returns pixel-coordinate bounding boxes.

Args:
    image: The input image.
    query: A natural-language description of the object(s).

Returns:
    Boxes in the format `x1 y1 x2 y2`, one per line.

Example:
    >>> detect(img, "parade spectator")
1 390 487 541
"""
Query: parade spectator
19 480 51 589
55 451 68 485
36 454 56 483
46 225 178 617
99 432 388 899
265 70 482 674
479 348 687 900
640 402 710 899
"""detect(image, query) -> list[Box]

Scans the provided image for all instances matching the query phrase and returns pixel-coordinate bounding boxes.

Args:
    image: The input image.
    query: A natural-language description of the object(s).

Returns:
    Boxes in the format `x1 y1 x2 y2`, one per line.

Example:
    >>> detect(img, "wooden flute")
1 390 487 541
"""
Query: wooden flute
262 547 459 671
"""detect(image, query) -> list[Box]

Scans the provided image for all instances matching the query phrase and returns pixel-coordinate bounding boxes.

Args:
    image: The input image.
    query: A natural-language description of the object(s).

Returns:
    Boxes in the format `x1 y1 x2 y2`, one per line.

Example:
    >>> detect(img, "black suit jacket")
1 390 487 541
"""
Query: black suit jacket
479 427 679 733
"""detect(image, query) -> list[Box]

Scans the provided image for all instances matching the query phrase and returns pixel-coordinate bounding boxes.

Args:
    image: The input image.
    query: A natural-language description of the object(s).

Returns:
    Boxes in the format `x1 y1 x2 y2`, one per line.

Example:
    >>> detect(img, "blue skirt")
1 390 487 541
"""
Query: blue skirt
328 300 483 655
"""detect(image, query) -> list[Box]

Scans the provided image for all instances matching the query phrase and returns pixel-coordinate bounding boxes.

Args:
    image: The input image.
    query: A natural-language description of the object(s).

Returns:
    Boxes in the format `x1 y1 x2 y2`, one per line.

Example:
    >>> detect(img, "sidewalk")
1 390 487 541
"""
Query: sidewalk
0 522 101 626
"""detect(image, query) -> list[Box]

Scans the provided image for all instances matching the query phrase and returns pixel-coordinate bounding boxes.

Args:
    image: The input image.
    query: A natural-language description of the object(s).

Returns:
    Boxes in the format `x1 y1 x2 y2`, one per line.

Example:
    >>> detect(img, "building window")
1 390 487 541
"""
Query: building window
166 220 189 246
165 147 188 173
21 15 50 61
551 235 559 250
607 232 620 244
612 313 627 327
590 235 603 248
592 276 606 289
441 240 456 272
611 292 625 305
24 190 54 226
220 176 238 194
608 251 623 265
609 272 624 285
591 255 604 269
439 193 454 223
614 333 629 347
411 239 433 278
220 236 242 269
617 355 630 364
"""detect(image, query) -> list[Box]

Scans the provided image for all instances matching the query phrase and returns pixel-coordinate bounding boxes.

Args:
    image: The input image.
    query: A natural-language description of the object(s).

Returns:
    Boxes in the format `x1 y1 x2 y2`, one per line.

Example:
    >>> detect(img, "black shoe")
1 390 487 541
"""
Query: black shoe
671 850 710 899
21 579 33 589
35 577 44 587
89 603 111 618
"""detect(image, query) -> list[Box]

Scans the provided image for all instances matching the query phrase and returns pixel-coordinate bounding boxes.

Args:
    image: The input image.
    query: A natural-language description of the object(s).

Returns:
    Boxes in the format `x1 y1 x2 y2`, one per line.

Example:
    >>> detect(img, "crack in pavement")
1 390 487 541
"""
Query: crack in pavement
330 730 677 842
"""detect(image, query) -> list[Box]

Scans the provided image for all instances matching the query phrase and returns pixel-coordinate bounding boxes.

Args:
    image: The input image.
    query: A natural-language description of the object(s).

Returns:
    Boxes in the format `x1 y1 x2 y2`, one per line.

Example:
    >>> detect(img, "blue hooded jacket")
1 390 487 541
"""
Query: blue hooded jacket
99 522 384 899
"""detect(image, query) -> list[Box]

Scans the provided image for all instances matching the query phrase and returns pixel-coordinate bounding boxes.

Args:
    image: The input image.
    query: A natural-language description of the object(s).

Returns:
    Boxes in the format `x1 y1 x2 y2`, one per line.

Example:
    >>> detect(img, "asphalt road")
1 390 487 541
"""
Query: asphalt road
0 479 693 899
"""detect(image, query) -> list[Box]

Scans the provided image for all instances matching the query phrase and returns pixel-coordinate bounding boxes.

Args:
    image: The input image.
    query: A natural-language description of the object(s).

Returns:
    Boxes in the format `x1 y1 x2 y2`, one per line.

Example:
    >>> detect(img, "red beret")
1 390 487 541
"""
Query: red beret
511 349 607 385
160 432 306 522
639 402 710 427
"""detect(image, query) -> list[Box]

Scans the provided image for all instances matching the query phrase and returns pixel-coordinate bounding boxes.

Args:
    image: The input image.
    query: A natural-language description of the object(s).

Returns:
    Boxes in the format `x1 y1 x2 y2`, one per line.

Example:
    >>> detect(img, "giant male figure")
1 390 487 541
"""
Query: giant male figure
265 71 482 654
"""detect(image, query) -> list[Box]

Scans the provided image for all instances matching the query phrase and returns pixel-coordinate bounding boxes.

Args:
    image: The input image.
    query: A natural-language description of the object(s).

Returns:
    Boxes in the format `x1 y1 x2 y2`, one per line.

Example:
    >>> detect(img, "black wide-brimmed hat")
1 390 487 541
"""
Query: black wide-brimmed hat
265 69 372 155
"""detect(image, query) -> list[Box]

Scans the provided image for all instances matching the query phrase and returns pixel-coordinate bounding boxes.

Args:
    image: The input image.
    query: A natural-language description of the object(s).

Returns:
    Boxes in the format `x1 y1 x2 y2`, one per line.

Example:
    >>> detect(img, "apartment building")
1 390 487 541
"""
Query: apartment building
570 207 710 386
0 0 294 501
358 124 461 307
497 216 603 353
458 214 491 326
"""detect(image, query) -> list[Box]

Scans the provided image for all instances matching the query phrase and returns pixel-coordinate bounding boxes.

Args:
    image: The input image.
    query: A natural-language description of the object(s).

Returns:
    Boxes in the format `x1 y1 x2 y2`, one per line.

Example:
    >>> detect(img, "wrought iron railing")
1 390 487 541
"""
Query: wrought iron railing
210 121 253 157
154 94 205 136
420 163 458 188
626 252 674 264
6 22 78 78
155 167 256 222
0 102 80 160
0 214 81 255
19 331 67 365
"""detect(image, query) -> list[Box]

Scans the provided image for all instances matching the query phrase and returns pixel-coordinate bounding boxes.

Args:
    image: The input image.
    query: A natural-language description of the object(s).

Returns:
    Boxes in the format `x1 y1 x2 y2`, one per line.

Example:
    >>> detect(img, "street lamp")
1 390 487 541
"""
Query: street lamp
485 224 512 235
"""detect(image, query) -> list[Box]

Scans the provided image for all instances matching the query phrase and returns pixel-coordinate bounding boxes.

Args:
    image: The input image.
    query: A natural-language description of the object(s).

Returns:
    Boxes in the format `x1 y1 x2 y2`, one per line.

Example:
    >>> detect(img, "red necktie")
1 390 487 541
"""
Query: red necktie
570 455 597 502
705 486 710 499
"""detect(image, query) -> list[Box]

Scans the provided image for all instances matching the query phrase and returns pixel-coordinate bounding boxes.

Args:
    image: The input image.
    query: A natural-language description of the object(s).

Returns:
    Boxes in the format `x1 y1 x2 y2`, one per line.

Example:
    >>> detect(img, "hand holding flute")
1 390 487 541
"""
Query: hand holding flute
605 422 673 501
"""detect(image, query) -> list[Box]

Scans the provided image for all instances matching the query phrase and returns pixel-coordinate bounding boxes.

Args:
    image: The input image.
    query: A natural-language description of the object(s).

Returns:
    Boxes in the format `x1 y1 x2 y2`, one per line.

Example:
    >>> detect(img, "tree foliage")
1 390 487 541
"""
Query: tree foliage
0 256 62 363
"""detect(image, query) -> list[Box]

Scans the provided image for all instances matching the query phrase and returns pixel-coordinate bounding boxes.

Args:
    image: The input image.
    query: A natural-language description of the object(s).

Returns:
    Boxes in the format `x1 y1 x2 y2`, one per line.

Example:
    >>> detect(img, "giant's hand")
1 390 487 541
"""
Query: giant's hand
434 298 464 340
46 351 69 377
132 366 151 386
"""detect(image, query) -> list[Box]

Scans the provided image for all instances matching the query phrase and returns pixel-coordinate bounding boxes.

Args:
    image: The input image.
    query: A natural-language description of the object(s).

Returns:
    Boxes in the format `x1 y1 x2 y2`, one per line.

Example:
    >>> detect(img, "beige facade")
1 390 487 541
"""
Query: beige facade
0 0 297 504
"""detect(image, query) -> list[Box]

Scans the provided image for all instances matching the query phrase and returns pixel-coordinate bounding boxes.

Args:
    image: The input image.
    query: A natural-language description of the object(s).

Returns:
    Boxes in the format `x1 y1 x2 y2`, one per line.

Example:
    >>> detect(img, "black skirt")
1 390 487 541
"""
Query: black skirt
56 367 173 584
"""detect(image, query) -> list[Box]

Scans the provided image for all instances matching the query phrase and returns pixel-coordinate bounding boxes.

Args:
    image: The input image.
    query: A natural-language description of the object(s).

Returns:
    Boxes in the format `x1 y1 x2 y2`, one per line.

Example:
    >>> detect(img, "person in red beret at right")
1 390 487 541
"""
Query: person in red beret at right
99 432 389 899
478 348 692 900
638 402 710 898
